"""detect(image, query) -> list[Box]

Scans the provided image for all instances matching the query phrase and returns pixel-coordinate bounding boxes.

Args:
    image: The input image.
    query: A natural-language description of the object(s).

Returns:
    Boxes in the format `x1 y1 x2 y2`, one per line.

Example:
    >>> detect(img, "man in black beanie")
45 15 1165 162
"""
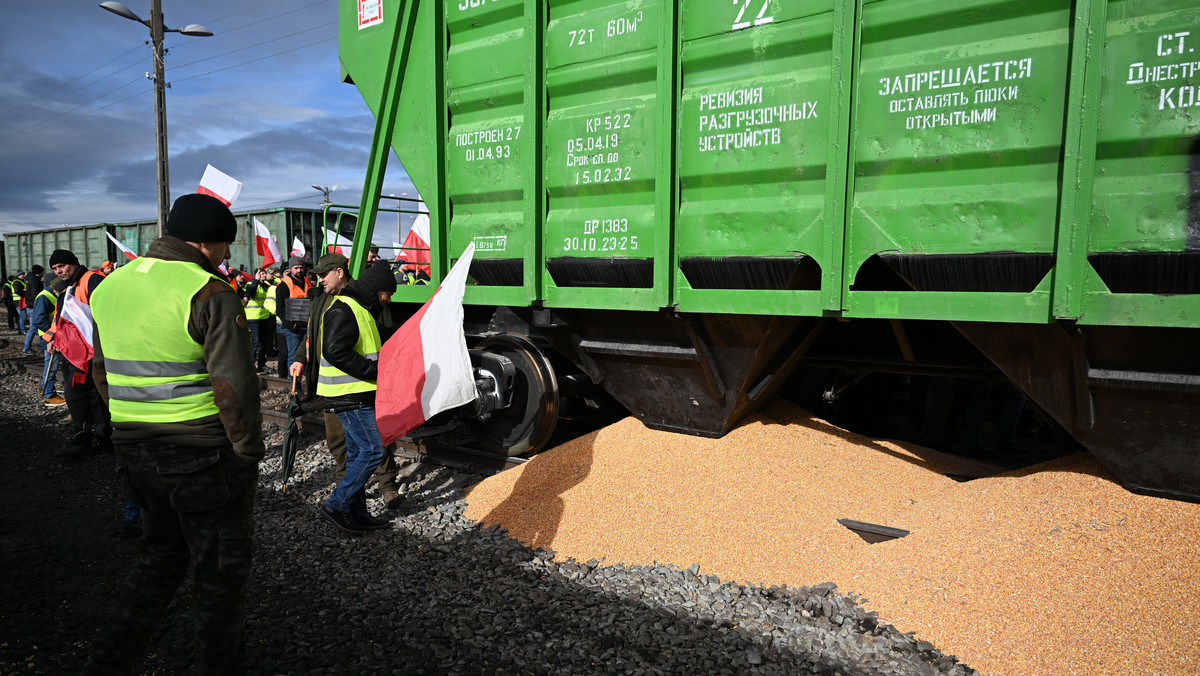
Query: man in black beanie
45 248 111 453
84 192 264 675
275 255 312 377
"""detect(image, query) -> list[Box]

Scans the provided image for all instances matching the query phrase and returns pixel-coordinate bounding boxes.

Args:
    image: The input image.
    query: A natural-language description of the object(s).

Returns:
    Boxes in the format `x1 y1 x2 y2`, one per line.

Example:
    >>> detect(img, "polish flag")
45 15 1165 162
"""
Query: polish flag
291 237 306 258
376 243 477 445
56 289 95 372
253 218 281 268
196 165 242 206
398 212 431 273
324 228 353 257
105 232 138 260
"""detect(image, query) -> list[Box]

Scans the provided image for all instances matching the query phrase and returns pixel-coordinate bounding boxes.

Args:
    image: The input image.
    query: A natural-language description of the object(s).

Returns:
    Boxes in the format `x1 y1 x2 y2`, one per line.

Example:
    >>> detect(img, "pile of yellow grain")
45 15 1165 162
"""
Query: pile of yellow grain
464 399 1200 675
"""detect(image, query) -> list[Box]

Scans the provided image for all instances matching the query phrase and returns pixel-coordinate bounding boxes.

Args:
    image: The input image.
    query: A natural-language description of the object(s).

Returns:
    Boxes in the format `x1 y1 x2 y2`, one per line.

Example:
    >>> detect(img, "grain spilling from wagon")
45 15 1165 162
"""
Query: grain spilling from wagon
464 398 1200 676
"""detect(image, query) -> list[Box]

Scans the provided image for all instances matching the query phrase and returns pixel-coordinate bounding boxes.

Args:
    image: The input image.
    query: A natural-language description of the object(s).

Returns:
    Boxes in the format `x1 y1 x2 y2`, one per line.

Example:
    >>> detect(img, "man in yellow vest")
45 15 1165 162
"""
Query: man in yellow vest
3 276 16 332
85 193 264 674
241 267 274 372
291 253 403 510
315 261 397 534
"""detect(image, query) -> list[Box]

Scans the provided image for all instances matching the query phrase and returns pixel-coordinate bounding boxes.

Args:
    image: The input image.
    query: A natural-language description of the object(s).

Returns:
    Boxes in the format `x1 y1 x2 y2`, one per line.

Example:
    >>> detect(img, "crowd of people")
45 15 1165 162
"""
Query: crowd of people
8 194 433 674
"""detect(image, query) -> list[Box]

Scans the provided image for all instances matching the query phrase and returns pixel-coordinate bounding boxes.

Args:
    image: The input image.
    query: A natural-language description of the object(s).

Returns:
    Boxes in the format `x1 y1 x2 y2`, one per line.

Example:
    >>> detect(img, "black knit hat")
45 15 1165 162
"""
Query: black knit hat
165 193 237 243
48 249 80 267
358 261 397 295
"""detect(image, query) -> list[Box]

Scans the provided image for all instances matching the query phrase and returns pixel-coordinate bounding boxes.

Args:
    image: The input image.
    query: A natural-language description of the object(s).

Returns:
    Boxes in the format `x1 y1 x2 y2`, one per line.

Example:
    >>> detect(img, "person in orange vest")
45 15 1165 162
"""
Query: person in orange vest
44 249 111 454
275 255 312 377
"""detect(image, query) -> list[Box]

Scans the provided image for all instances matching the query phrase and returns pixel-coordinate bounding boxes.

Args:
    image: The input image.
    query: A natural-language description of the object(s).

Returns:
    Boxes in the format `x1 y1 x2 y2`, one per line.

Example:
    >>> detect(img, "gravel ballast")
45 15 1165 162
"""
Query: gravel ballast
0 342 976 675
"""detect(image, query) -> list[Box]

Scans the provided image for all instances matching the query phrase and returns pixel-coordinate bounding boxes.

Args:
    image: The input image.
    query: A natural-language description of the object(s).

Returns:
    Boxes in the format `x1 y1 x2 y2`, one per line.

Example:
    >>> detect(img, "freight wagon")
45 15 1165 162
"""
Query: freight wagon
336 0 1200 501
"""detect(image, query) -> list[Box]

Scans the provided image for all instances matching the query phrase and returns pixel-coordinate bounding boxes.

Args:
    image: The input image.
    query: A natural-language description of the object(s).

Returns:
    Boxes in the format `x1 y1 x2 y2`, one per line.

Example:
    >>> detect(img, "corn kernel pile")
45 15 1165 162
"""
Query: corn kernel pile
465 399 1200 675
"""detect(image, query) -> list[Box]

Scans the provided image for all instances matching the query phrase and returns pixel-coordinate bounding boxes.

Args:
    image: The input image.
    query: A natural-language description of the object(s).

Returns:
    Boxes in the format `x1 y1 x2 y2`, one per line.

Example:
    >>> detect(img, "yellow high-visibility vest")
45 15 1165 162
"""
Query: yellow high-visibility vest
90 257 222 424
316 295 380 397
245 282 271 320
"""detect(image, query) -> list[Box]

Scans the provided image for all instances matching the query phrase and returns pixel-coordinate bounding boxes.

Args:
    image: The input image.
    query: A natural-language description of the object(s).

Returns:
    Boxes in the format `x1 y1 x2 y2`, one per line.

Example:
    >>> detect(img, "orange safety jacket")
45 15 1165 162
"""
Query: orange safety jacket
280 275 311 298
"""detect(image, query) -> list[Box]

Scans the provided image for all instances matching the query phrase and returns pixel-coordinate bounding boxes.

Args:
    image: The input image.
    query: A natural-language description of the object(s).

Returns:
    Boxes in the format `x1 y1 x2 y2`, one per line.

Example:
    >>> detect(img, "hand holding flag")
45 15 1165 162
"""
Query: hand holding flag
55 289 95 372
376 244 476 445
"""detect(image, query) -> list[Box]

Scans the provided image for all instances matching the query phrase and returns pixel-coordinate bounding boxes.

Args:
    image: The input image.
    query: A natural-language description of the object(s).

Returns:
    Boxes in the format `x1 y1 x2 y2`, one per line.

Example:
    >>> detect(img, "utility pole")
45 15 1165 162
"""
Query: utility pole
150 0 169 235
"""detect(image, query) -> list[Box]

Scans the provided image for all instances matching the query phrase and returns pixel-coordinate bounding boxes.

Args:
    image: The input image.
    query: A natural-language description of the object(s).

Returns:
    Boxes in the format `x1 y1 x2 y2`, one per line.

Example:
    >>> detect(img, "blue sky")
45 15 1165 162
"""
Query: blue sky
0 0 414 239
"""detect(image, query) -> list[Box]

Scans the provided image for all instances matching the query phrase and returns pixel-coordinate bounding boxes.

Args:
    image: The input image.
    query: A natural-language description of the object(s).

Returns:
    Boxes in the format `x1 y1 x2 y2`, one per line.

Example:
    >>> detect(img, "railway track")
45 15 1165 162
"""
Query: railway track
259 401 526 474
1 347 524 475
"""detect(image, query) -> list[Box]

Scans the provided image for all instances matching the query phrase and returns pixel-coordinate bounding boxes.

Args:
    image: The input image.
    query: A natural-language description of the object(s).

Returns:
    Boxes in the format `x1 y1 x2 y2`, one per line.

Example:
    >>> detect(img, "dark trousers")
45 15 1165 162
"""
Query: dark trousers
247 319 272 371
61 360 111 442
87 442 258 675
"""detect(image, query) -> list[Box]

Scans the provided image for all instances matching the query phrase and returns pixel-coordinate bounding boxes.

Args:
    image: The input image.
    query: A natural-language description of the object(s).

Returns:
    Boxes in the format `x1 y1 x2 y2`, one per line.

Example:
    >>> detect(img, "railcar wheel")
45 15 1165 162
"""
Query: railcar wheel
469 334 559 457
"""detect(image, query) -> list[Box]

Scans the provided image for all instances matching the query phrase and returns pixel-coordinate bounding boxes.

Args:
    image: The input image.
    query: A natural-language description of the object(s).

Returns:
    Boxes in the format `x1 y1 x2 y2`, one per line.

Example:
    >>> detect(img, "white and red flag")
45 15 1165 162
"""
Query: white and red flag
324 228 353 257
253 218 282 268
398 212 431 273
55 289 95 372
376 243 477 445
105 232 138 260
291 237 306 258
196 165 242 206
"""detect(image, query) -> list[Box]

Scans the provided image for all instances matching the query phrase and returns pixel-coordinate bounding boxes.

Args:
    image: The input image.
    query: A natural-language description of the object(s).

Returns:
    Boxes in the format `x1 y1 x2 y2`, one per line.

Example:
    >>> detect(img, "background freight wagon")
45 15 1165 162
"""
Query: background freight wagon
334 0 1199 499
3 207 357 274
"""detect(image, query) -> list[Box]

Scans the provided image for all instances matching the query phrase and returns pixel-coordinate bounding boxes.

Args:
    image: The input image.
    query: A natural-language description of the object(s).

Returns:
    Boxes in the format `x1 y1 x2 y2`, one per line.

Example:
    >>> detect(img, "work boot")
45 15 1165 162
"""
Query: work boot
44 396 66 407
318 504 364 535
351 511 393 531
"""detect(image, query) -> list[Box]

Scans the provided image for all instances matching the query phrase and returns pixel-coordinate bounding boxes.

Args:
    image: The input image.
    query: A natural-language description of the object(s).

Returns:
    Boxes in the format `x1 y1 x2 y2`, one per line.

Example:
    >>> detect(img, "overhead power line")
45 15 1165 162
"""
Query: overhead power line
173 34 336 84
0 45 144 123
172 20 335 70
0 77 147 143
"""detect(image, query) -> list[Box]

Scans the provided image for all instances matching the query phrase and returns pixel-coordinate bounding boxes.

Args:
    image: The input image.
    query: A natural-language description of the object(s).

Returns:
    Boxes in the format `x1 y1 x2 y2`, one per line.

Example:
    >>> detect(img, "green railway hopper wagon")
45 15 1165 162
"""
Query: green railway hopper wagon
338 0 1200 501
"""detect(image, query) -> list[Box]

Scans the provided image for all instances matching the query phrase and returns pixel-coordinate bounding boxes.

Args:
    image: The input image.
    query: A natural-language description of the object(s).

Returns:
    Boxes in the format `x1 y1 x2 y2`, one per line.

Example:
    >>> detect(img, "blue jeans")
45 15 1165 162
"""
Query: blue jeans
23 324 37 352
40 340 59 399
281 326 305 365
16 307 27 335
325 407 386 516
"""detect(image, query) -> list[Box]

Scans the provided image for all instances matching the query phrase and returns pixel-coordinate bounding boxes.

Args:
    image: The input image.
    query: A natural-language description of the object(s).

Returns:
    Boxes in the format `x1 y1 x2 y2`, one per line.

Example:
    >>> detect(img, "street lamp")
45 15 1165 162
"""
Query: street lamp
312 184 333 207
99 1 213 236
